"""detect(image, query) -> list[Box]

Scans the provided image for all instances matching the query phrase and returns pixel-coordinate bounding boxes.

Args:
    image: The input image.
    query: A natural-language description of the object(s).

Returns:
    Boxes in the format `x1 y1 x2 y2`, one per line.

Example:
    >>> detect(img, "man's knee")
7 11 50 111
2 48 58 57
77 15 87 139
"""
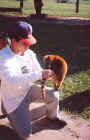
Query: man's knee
52 90 60 101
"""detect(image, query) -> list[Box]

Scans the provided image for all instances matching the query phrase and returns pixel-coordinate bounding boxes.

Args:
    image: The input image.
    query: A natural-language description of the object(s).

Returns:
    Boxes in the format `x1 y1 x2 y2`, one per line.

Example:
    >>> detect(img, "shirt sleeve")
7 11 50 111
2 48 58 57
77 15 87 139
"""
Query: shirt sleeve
0 59 42 88
31 52 43 72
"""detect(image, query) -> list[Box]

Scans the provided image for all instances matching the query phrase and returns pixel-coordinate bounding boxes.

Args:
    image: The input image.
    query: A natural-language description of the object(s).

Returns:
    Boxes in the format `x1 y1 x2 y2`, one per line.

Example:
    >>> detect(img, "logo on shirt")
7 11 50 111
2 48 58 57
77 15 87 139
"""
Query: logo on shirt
21 66 30 74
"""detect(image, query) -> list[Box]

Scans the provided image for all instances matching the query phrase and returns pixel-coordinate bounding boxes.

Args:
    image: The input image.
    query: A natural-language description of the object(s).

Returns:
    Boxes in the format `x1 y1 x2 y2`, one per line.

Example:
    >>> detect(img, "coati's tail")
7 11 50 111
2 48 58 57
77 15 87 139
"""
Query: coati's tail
41 54 67 99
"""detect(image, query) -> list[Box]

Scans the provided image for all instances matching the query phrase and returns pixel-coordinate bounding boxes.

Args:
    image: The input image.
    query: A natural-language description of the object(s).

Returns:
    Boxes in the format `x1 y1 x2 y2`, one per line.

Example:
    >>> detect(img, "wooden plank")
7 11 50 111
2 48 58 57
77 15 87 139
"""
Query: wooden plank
0 0 24 14
0 7 20 12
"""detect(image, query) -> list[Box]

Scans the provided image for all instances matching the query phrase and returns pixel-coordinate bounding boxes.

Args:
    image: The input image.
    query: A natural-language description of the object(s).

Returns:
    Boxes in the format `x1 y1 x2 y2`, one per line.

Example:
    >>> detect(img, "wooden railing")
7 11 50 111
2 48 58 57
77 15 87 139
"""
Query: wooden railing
0 0 24 15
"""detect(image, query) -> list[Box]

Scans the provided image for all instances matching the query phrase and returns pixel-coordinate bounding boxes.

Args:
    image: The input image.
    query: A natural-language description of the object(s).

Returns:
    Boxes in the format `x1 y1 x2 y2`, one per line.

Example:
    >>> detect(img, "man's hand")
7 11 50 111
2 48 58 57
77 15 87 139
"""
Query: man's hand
42 69 53 80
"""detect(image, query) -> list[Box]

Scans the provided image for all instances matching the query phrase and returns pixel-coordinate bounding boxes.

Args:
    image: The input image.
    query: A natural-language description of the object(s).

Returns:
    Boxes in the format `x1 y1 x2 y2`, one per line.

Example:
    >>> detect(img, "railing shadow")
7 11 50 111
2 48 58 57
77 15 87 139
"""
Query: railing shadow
59 89 90 113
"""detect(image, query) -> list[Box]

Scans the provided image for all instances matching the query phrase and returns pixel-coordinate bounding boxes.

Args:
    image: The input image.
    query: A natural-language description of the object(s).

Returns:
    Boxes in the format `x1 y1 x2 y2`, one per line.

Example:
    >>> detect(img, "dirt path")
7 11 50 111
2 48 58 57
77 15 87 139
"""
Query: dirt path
0 103 90 140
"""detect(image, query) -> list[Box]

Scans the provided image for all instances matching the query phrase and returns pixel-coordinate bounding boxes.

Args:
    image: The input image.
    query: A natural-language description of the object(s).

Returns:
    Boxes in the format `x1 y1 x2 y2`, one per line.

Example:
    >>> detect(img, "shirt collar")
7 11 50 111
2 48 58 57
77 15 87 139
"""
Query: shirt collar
7 46 16 56
7 45 28 57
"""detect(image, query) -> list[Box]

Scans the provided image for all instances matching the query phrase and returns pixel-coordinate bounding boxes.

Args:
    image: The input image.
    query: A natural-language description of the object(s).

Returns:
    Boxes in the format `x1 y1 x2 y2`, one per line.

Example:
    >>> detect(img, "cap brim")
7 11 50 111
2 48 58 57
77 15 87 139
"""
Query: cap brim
20 36 37 46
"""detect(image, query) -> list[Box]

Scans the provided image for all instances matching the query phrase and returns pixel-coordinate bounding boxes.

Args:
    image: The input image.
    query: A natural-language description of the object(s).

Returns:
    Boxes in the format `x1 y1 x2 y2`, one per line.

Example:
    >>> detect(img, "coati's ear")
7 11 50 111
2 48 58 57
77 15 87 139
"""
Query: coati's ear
43 55 51 69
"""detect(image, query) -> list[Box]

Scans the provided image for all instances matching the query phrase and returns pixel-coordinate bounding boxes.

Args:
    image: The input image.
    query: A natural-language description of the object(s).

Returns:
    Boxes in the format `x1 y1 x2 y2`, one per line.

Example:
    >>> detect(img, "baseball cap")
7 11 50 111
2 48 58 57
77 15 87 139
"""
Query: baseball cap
9 21 37 46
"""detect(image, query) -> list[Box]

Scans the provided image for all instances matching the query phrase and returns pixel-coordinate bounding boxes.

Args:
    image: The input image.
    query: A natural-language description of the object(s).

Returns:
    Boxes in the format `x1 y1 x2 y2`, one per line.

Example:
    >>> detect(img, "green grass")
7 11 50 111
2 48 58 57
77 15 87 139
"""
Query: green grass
44 70 90 121
61 71 90 95
0 0 90 18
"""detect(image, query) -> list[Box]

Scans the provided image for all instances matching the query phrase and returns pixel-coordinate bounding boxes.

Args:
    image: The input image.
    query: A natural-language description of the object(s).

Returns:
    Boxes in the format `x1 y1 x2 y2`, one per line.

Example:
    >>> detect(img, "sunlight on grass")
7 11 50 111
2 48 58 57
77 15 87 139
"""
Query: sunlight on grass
0 0 90 18
79 106 90 121
41 70 90 100
43 70 90 121
60 71 90 97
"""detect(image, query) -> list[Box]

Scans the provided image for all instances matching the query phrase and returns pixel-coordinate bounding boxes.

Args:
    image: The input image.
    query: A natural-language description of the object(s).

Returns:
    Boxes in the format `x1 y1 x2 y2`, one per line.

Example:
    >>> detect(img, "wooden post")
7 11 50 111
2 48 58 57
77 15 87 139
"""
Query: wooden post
76 0 79 13
20 0 24 15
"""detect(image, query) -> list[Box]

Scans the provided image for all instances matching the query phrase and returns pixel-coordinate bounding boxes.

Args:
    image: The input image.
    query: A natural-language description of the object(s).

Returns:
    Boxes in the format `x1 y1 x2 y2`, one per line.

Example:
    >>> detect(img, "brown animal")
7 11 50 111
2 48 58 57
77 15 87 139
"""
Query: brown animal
0 32 9 50
41 54 67 99
0 38 8 50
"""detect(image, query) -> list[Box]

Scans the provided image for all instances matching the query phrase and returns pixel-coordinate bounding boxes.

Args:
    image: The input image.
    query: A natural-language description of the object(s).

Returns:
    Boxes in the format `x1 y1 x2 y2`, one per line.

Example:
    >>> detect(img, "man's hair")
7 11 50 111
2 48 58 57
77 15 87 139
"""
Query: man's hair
9 34 22 42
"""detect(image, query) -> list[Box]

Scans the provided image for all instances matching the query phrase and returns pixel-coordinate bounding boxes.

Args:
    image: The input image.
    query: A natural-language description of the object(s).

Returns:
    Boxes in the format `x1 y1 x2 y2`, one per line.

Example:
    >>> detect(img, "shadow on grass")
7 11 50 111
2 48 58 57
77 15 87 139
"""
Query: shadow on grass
59 89 90 113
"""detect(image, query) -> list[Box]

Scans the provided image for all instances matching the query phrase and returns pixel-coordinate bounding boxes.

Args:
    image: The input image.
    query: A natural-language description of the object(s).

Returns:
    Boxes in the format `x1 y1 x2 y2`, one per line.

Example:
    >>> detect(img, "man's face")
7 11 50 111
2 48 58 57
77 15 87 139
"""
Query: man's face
11 38 30 56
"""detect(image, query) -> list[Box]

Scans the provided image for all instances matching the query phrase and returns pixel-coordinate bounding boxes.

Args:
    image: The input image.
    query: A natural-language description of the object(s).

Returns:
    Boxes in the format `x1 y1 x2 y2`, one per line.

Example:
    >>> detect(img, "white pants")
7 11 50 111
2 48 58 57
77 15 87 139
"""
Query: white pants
30 84 60 119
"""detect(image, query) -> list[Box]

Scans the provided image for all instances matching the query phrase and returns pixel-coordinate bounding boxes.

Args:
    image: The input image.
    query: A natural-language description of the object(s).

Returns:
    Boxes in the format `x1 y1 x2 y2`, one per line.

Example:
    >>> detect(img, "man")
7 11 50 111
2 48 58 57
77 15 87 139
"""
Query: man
0 21 64 140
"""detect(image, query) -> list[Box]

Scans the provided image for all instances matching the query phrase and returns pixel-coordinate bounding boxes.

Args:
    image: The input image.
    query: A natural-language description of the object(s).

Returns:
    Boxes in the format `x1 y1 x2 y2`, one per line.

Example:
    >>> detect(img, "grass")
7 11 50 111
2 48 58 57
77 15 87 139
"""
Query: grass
44 70 90 121
0 0 90 18
61 71 90 95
